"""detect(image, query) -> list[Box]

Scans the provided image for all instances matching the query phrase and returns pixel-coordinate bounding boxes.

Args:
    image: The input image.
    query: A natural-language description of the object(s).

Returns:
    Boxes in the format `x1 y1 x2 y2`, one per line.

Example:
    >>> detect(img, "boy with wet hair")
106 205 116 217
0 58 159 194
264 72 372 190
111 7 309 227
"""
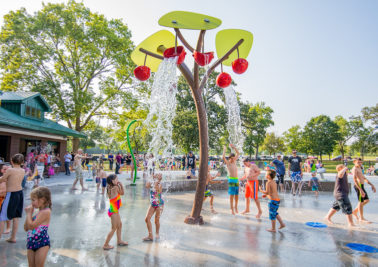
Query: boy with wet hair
240 158 262 218
325 165 355 227
351 158 376 223
259 170 285 232
223 144 240 215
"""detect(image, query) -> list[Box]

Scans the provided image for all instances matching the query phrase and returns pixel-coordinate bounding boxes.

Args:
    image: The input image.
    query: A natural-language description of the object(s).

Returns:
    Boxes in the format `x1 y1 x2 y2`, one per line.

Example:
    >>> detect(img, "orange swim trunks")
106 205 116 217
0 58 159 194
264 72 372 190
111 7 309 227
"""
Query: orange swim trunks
245 180 259 199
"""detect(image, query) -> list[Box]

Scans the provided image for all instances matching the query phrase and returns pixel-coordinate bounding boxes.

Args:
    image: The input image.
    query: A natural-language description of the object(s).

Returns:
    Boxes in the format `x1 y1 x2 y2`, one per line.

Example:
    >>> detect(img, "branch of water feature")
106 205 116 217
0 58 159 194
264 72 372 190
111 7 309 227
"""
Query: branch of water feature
224 86 244 153
144 57 178 158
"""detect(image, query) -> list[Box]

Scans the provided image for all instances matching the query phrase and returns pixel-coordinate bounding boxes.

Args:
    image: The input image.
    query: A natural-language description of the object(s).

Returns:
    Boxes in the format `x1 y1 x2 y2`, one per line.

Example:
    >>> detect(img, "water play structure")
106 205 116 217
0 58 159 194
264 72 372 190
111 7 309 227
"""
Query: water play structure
130 11 253 224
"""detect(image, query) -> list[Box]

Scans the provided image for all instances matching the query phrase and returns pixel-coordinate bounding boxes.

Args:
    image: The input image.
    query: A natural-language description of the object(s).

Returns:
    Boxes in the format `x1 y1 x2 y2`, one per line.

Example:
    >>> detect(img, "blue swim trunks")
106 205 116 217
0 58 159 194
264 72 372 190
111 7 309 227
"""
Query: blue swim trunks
228 176 239 195
102 178 107 188
269 199 280 220
312 186 319 191
290 171 302 183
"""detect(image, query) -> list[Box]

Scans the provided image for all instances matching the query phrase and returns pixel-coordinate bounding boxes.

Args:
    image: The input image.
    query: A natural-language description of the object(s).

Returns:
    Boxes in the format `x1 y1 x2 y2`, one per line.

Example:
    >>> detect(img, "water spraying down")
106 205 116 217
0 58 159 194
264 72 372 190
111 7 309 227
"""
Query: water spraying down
224 86 244 152
144 57 178 157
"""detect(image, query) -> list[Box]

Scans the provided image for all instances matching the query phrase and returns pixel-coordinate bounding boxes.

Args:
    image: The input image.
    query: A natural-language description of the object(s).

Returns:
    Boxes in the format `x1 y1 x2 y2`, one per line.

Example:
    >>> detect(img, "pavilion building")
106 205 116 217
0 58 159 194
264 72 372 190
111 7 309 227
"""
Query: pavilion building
0 91 85 163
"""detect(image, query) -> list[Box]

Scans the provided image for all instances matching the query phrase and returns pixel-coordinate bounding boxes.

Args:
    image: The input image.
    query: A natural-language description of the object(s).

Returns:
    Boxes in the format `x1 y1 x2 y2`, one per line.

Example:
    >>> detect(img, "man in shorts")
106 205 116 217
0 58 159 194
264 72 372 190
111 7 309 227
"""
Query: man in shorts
288 150 303 196
325 165 355 227
352 158 376 223
271 155 286 192
71 149 87 190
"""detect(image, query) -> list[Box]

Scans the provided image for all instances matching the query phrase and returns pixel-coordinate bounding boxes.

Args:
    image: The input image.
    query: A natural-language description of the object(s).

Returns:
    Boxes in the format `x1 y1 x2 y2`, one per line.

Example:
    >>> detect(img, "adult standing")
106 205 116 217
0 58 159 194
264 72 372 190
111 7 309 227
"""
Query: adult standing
288 150 303 196
126 153 132 172
351 158 376 223
187 151 196 177
271 155 286 192
115 153 122 175
64 151 72 175
108 153 114 171
71 149 87 190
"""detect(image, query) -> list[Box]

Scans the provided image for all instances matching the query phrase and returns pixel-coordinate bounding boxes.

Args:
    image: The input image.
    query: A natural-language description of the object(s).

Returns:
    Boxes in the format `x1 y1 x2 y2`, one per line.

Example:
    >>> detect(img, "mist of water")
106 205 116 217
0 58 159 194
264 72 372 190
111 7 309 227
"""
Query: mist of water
224 85 244 153
144 57 178 158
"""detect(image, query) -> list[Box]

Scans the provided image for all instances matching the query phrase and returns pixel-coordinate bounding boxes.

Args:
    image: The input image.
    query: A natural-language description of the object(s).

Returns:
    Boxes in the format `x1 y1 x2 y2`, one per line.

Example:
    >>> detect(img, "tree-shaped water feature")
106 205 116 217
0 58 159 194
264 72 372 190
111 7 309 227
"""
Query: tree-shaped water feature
131 11 253 224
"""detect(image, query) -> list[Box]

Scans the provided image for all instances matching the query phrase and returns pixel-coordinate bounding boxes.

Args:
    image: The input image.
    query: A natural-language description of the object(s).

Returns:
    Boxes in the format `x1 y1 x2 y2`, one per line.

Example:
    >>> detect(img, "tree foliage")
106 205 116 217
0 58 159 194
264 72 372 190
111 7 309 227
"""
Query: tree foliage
334 115 363 158
361 103 378 126
173 72 228 154
241 102 274 158
262 132 285 156
0 0 136 150
302 115 340 159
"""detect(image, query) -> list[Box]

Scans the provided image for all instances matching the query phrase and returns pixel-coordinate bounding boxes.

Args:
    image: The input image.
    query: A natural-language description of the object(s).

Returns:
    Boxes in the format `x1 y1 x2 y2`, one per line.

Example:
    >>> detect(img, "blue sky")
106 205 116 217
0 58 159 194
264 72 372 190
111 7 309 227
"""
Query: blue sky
1 0 377 134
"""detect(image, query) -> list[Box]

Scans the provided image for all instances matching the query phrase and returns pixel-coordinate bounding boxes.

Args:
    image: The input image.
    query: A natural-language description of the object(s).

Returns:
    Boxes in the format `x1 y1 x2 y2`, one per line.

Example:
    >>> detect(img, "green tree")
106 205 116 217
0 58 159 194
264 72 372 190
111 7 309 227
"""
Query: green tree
0 0 135 151
173 72 228 154
80 123 104 152
241 102 274 158
172 110 199 153
262 133 285 156
283 125 307 154
361 103 378 125
302 115 340 160
334 115 363 159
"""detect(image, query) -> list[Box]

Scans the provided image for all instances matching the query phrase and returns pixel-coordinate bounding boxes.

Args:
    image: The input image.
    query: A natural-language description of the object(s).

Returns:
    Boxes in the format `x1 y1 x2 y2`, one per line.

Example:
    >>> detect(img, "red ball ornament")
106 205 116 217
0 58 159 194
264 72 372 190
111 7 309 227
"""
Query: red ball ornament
134 65 151 81
216 72 232 88
232 58 249 74
193 51 214 66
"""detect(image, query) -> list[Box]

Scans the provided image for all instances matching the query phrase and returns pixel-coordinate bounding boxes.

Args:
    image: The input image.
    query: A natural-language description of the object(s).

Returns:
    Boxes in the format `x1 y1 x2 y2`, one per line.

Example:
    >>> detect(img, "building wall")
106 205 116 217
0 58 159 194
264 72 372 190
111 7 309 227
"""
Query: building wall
0 131 66 170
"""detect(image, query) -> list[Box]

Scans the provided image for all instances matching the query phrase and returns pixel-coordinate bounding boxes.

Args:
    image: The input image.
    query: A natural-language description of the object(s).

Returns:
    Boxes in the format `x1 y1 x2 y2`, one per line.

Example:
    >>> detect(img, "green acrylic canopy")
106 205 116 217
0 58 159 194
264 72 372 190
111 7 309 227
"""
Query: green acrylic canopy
215 29 253 66
131 30 175 72
159 11 221 30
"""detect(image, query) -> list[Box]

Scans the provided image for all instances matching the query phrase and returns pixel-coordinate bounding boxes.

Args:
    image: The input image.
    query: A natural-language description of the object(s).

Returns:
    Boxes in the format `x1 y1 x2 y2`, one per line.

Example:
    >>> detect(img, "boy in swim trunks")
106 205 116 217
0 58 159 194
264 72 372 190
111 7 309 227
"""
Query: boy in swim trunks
259 170 285 232
325 165 355 227
308 172 319 197
203 166 221 214
223 144 240 215
240 158 262 218
351 158 376 223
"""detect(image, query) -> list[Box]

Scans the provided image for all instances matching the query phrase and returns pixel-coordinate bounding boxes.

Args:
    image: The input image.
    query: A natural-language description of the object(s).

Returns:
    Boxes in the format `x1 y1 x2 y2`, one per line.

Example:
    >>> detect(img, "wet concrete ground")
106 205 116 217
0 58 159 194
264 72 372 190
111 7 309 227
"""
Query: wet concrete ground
0 173 377 267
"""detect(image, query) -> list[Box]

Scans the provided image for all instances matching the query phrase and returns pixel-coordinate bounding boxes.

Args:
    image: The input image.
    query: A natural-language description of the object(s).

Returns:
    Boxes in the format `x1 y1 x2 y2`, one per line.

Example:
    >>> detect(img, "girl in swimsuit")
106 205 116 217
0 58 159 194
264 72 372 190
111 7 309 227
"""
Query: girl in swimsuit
103 174 128 250
24 186 52 267
143 173 164 241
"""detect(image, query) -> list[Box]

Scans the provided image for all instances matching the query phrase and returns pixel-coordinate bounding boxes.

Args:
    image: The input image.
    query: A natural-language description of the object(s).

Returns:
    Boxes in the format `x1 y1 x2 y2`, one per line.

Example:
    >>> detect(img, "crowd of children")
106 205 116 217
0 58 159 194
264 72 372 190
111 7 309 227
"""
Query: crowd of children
0 149 376 266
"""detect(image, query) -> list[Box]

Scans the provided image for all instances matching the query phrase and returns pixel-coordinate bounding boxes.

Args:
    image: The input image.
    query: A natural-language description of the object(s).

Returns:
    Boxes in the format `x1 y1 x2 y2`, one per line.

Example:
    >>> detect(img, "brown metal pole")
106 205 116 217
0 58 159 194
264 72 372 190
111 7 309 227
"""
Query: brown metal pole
174 28 195 52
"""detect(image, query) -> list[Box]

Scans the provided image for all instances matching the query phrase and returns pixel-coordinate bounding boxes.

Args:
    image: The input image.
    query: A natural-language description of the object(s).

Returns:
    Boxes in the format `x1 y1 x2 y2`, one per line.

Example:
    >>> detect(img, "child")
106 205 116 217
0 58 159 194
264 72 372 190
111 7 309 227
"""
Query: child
308 172 319 197
0 154 25 242
223 144 240 215
0 164 11 235
351 158 376 223
103 174 127 250
143 173 164 241
259 170 285 232
325 165 355 227
98 166 107 195
24 187 52 267
204 167 221 214
240 158 262 218
94 163 101 191
147 153 155 176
